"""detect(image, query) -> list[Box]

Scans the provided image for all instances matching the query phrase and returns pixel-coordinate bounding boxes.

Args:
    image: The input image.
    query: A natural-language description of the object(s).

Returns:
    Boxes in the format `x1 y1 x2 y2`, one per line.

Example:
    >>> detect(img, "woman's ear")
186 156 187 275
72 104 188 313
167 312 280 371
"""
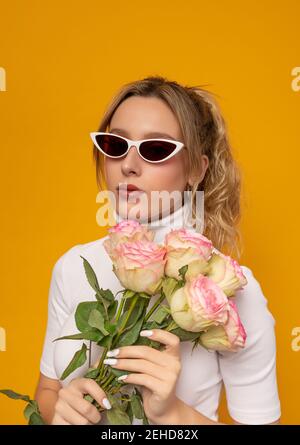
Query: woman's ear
188 154 209 188
201 154 209 179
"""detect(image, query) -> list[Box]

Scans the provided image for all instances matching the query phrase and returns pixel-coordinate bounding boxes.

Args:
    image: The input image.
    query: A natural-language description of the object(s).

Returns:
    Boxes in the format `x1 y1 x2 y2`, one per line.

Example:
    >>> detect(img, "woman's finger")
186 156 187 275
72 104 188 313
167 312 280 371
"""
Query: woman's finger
55 399 92 425
51 413 70 425
116 372 163 395
69 378 111 410
61 388 102 424
105 345 176 368
140 329 181 356
104 357 169 382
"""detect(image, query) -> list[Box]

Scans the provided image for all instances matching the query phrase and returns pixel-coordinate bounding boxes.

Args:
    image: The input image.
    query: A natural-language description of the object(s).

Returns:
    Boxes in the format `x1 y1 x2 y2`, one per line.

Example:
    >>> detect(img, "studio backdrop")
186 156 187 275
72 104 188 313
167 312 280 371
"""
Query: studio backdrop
0 0 299 424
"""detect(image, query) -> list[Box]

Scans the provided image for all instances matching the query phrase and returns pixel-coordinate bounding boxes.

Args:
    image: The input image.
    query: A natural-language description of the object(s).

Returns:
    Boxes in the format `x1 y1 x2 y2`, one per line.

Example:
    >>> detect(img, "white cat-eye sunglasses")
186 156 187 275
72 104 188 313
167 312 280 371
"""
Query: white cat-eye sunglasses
90 132 186 163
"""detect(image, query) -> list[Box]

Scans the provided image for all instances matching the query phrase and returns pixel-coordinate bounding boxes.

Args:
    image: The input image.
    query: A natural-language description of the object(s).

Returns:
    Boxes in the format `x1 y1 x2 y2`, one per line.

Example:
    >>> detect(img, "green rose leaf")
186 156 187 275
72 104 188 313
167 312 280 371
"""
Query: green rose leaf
178 264 188 281
104 321 117 335
24 401 45 425
108 301 118 319
84 367 100 379
88 309 110 335
0 389 30 402
95 290 114 319
152 305 170 324
28 412 45 425
23 403 35 421
126 401 134 423
169 326 200 342
131 394 144 419
60 343 87 380
75 301 105 333
117 316 145 347
134 387 149 424
0 391 45 425
96 288 114 302
97 335 113 349
106 407 131 425
120 298 148 333
53 329 104 342
80 256 101 293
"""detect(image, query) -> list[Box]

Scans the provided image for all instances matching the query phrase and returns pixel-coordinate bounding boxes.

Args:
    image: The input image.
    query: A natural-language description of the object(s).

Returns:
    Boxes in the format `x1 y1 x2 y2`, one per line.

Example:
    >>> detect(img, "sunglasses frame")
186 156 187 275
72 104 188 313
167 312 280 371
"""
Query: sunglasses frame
90 131 185 163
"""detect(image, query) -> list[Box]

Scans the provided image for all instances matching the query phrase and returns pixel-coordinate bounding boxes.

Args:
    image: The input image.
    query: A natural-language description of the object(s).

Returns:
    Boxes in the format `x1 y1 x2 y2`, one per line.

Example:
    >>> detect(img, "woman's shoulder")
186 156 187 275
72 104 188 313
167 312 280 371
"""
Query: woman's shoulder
48 234 116 312
51 234 110 283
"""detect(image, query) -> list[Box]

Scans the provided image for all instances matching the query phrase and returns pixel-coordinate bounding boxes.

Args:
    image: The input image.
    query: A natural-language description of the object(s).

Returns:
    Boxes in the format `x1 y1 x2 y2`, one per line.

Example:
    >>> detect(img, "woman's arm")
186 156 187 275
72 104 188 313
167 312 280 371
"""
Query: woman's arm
34 373 61 424
34 372 111 425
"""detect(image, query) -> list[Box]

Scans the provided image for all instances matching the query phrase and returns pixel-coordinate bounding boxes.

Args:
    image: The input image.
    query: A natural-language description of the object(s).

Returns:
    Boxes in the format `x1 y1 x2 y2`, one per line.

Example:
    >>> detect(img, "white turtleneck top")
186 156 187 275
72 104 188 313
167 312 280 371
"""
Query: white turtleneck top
39 202 281 425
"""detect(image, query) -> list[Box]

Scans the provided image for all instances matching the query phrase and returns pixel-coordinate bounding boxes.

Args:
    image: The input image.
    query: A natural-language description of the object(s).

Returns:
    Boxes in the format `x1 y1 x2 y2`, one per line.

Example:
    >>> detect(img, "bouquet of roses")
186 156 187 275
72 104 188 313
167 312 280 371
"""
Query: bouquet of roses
0 220 247 425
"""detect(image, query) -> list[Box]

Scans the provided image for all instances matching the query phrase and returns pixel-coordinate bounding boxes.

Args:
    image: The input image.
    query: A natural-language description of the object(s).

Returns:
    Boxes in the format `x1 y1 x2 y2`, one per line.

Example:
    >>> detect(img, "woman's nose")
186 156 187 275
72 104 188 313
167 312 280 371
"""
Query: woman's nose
121 145 142 175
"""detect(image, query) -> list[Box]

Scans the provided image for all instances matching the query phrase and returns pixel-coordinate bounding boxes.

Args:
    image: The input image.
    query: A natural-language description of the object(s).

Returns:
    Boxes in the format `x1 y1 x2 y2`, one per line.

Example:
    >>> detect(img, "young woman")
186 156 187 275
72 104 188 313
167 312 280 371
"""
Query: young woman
34 76 281 425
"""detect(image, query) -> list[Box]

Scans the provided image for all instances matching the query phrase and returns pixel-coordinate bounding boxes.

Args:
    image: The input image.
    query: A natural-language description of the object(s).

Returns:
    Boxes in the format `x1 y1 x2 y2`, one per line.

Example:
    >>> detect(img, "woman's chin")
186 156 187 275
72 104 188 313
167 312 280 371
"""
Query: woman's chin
116 201 150 223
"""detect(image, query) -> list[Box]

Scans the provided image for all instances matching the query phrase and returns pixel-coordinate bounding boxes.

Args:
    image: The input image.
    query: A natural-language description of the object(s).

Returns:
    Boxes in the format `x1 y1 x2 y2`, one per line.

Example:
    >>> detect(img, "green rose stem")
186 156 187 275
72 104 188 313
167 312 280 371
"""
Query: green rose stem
111 293 139 348
101 374 115 391
96 293 140 393
101 375 115 389
165 320 178 332
100 290 168 393
101 290 168 394
144 289 165 322
94 289 167 414
96 293 128 382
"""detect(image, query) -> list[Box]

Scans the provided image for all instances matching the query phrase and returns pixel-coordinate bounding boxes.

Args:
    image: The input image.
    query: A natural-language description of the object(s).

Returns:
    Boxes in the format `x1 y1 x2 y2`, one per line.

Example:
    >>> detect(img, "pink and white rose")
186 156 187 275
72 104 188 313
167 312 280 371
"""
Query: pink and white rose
165 228 213 280
168 274 230 332
206 251 248 297
199 300 247 351
103 220 154 262
109 240 167 295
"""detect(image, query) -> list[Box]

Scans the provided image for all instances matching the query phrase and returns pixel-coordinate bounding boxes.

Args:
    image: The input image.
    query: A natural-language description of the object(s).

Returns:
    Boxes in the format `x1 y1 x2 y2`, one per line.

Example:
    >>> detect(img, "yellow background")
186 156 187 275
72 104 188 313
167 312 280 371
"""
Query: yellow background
0 0 299 424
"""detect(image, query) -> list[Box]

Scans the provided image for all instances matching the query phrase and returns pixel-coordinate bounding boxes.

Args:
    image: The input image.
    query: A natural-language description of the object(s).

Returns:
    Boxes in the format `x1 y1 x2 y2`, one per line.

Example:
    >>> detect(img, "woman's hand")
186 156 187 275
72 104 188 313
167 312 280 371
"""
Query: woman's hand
51 378 111 425
103 329 182 424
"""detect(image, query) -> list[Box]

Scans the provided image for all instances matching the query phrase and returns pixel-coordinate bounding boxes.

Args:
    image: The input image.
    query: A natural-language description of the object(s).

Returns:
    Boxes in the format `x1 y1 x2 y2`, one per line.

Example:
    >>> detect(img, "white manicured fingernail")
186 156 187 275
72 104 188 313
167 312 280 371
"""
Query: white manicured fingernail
117 374 128 382
102 398 111 410
103 358 118 365
140 330 153 337
106 348 120 357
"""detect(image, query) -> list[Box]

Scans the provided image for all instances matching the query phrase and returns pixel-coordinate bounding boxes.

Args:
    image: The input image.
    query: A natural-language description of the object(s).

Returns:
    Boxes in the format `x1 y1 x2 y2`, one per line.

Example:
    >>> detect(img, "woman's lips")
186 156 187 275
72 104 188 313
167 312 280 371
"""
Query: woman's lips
117 187 145 201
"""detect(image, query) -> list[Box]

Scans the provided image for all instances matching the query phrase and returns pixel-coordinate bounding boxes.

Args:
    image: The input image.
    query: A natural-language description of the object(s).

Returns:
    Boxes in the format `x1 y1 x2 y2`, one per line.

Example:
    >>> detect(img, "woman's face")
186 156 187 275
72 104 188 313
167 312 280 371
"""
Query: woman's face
104 96 206 222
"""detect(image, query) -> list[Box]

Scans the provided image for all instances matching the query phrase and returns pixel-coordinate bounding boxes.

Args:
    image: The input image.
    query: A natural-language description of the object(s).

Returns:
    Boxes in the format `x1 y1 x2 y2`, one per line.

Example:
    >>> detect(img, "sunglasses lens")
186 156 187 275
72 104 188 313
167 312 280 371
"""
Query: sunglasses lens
95 134 128 157
140 140 177 162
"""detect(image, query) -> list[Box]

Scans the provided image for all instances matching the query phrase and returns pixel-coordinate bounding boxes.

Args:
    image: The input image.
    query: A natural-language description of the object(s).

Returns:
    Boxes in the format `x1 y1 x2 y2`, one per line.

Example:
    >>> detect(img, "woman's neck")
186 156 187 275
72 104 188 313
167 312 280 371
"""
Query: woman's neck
113 200 195 244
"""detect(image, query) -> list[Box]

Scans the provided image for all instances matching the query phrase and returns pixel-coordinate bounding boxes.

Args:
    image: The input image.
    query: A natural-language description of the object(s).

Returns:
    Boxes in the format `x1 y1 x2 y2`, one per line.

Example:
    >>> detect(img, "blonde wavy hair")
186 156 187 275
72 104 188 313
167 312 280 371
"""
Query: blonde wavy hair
93 76 244 259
